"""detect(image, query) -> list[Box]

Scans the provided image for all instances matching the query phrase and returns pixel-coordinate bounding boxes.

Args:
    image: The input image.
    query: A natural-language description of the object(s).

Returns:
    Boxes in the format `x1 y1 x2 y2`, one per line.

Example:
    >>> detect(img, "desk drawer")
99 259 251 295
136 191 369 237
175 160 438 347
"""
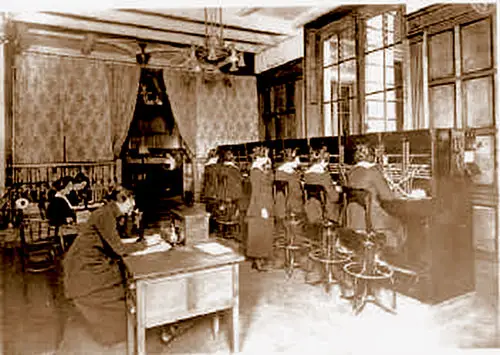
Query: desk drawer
143 277 189 326
141 265 234 328
188 265 233 310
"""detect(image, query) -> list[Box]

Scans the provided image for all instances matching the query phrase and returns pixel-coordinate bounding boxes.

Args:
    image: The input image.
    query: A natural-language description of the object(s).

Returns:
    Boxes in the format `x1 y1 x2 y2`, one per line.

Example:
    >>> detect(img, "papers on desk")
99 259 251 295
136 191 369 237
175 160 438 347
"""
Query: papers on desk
194 242 233 256
121 237 139 244
130 241 172 256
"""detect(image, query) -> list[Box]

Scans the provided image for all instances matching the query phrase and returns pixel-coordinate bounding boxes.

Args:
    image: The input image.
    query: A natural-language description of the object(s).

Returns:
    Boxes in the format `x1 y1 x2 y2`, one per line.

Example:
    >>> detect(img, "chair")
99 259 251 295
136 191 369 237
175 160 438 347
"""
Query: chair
304 184 351 292
273 180 310 278
19 218 62 273
340 187 397 315
214 175 240 239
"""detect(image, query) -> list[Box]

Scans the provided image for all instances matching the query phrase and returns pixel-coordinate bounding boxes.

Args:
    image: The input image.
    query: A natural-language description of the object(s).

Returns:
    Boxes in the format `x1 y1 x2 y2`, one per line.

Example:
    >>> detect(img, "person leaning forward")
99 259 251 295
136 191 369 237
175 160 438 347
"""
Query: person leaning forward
62 186 145 347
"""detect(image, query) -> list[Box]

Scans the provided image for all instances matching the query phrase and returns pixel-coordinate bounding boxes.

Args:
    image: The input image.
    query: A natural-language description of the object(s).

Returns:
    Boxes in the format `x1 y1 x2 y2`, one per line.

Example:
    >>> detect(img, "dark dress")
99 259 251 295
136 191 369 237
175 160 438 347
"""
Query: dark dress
274 170 304 219
63 202 144 346
246 168 274 259
304 172 340 223
346 164 403 249
46 196 76 227
202 163 219 201
217 163 243 222
218 163 243 201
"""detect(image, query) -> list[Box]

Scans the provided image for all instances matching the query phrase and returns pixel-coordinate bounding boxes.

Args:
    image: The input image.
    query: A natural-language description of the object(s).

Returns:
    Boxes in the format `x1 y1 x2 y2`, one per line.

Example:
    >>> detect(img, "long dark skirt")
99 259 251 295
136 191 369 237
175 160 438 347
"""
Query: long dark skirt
72 284 127 346
246 216 274 258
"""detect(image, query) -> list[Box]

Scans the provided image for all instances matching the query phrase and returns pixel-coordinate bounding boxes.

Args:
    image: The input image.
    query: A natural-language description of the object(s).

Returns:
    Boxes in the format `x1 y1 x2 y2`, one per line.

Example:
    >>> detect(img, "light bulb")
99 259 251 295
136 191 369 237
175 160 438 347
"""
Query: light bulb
229 61 238 72
237 53 246 67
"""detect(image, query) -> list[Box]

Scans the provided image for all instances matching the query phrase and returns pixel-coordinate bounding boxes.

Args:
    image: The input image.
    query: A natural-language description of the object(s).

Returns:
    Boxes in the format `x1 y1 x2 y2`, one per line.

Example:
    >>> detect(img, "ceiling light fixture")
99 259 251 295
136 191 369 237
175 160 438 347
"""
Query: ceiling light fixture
185 7 246 74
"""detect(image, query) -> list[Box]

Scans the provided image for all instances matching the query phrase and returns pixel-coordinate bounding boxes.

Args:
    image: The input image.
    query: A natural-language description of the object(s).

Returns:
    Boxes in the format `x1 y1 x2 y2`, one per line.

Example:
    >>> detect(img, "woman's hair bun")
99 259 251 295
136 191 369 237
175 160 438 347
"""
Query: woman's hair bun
107 185 134 203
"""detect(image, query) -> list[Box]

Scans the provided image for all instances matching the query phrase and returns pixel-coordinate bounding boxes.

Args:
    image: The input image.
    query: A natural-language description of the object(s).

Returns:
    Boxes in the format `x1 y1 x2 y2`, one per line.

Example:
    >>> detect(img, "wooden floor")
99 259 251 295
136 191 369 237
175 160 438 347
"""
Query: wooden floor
1 241 498 354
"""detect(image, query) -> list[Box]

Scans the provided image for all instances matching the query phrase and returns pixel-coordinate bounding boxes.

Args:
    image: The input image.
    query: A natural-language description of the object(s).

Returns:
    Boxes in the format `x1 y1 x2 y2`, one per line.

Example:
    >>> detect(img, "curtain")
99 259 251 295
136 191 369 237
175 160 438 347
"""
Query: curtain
162 69 197 158
410 41 424 129
106 63 141 157
60 57 113 162
14 53 64 164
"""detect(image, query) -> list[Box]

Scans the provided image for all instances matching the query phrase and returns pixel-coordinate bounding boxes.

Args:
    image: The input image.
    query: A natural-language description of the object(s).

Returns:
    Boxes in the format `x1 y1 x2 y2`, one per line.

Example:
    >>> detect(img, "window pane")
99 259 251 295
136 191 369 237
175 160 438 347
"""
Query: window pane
365 51 384 93
464 76 494 128
473 135 494 185
339 60 356 97
323 35 339 67
385 11 401 45
366 92 385 120
461 19 492 73
323 66 338 102
366 26 384 52
429 31 454 80
385 45 404 89
323 103 338 136
340 27 355 60
366 120 386 133
429 84 455 128
387 120 397 132
366 14 383 30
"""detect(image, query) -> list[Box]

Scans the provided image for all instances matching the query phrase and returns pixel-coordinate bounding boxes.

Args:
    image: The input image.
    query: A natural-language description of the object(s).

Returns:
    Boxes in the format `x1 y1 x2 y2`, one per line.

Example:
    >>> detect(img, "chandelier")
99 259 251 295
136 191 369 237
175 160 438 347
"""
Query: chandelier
186 8 246 74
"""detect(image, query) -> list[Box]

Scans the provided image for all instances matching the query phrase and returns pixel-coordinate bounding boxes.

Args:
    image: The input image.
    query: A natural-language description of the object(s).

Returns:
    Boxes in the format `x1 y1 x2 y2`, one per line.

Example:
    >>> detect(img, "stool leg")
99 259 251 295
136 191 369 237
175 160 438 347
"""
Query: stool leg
391 277 397 311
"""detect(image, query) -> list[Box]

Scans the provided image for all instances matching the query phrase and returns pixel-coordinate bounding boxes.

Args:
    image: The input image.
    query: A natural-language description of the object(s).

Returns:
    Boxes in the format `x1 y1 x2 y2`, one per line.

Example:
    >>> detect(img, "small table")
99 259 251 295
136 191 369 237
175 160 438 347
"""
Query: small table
123 242 245 355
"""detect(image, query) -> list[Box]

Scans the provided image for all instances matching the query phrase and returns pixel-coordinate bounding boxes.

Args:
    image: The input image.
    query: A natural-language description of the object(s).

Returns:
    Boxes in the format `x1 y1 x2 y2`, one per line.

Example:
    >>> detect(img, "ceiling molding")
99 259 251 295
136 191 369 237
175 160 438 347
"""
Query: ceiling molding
51 10 285 47
10 11 264 53
292 6 341 29
141 8 298 35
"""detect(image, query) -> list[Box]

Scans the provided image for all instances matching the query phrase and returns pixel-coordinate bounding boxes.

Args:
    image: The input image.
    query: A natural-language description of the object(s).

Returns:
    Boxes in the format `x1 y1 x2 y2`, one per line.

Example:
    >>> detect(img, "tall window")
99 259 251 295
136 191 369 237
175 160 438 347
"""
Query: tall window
320 7 404 135
322 22 357 136
363 11 404 132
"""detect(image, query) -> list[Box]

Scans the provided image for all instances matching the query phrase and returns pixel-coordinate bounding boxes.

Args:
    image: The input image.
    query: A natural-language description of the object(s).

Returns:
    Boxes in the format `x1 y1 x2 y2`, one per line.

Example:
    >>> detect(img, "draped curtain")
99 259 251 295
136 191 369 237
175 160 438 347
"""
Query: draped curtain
410 41 424 129
106 63 141 157
60 57 113 162
13 52 141 165
162 70 197 158
14 53 63 164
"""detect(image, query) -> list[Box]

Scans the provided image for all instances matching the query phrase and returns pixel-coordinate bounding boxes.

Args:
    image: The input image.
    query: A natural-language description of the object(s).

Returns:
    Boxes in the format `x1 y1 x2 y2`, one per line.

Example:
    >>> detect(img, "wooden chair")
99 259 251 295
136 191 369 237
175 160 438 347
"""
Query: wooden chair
273 180 309 278
214 175 240 239
304 184 351 292
340 187 397 314
19 218 62 273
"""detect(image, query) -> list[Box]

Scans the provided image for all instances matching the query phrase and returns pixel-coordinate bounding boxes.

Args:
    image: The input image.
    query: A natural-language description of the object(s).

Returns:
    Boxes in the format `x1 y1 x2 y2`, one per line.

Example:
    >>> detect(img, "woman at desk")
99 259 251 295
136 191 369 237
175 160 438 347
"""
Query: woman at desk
46 176 77 227
345 144 404 252
304 148 341 224
62 186 145 347
275 148 304 219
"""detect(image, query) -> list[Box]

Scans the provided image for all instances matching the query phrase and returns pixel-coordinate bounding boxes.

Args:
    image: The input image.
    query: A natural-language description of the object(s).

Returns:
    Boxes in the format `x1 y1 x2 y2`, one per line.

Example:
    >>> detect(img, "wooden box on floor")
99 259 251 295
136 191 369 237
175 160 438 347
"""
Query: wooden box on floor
171 204 210 245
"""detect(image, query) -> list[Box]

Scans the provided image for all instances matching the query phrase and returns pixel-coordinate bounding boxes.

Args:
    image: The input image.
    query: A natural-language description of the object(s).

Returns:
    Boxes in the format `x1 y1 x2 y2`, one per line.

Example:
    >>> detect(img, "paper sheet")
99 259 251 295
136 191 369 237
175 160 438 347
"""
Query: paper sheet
194 242 233 256
130 241 172 256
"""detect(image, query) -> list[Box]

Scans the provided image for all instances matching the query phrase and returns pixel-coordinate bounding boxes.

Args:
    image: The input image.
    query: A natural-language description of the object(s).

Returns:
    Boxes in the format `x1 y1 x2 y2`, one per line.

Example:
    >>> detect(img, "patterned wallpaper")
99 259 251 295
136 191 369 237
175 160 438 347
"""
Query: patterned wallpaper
14 54 64 163
59 57 113 162
196 75 259 156
13 53 139 164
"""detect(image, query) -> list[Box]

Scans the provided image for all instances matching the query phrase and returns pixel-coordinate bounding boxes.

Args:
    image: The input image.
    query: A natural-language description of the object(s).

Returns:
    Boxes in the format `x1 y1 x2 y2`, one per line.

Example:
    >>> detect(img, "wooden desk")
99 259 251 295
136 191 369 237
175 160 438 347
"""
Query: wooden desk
381 197 474 304
123 243 245 355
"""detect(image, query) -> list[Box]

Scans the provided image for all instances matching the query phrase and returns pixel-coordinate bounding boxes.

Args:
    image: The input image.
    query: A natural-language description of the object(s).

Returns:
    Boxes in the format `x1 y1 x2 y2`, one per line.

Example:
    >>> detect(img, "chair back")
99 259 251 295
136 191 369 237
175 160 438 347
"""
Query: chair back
19 218 60 272
304 184 326 206
273 180 289 200
340 187 372 232
20 218 59 246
